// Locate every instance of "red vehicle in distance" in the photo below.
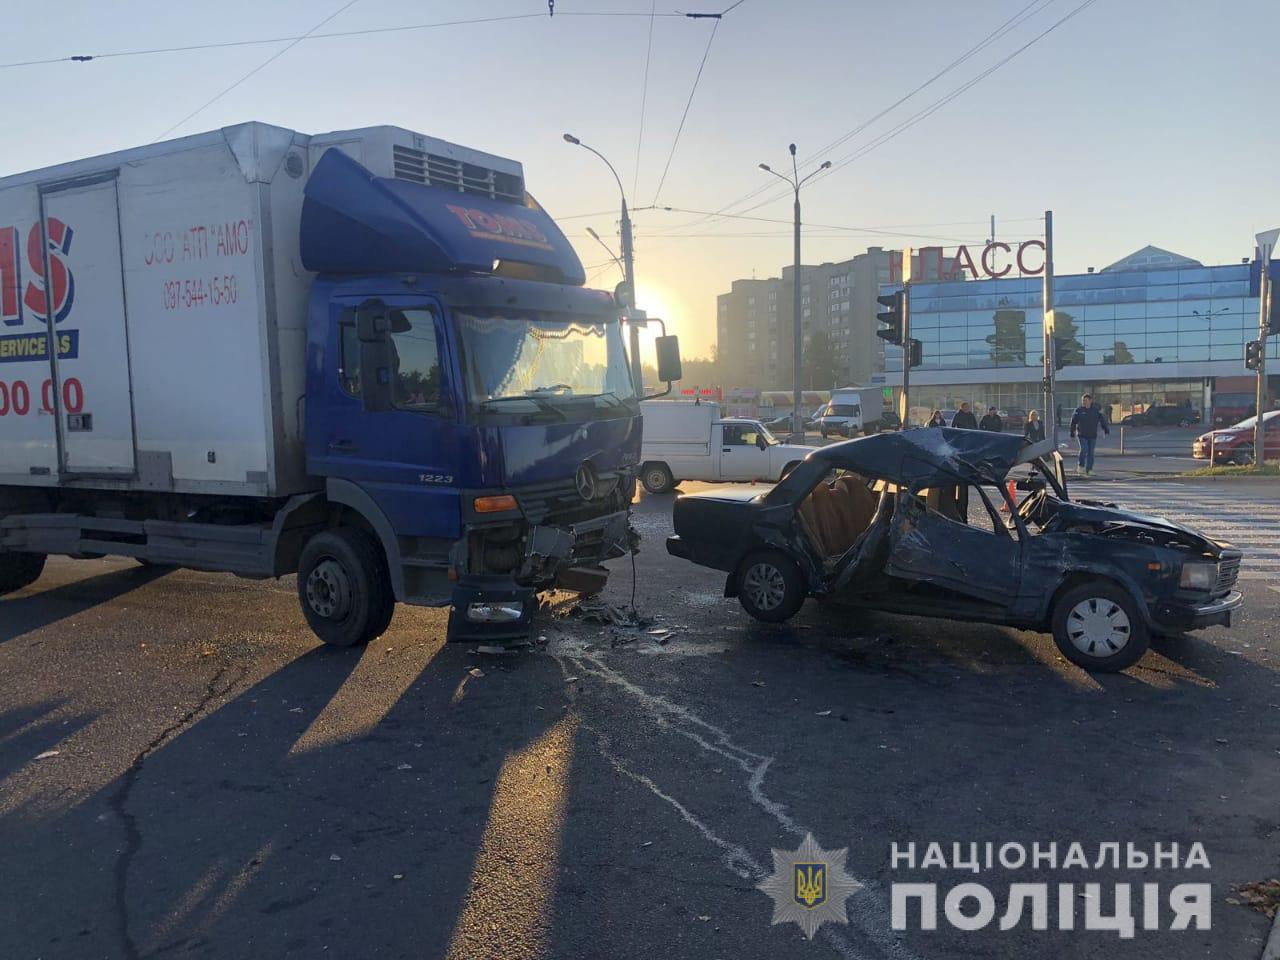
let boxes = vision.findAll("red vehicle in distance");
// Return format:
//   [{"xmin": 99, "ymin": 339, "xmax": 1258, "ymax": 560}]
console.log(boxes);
[{"xmin": 1192, "ymin": 410, "xmax": 1280, "ymax": 464}]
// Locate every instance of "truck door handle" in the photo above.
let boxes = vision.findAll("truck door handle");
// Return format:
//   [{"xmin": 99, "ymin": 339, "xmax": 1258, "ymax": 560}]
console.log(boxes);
[
  {"xmin": 722, "ymin": 448, "xmax": 732, "ymax": 453},
  {"xmin": 329, "ymin": 439, "xmax": 358, "ymax": 452}
]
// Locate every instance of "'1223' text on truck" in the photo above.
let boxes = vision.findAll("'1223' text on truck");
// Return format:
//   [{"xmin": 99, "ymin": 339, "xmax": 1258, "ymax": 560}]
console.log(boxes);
[{"xmin": 0, "ymin": 122, "xmax": 680, "ymax": 645}]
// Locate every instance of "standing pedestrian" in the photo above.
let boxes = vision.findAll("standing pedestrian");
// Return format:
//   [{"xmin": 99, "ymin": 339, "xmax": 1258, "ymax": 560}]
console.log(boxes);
[
  {"xmin": 927, "ymin": 409, "xmax": 945, "ymax": 427},
  {"xmin": 1069, "ymin": 393, "xmax": 1110, "ymax": 476},
  {"xmin": 952, "ymin": 402, "xmax": 978, "ymax": 430},
  {"xmin": 979, "ymin": 406, "xmax": 1004, "ymax": 432},
  {"xmin": 1024, "ymin": 409, "xmax": 1045, "ymax": 443}
]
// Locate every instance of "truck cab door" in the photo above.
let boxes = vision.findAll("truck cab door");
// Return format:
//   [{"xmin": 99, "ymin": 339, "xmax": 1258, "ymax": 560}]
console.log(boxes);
[{"xmin": 314, "ymin": 297, "xmax": 462, "ymax": 540}]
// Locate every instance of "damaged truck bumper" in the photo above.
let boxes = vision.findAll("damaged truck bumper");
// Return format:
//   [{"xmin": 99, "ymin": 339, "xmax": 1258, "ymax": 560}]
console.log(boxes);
[{"xmin": 448, "ymin": 509, "xmax": 634, "ymax": 643}]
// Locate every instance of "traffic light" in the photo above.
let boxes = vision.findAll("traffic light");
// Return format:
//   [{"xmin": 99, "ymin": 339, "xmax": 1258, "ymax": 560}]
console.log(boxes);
[
  {"xmin": 876, "ymin": 290, "xmax": 905, "ymax": 346},
  {"xmin": 907, "ymin": 338, "xmax": 923, "ymax": 368},
  {"xmin": 1245, "ymin": 339, "xmax": 1264, "ymax": 371}
]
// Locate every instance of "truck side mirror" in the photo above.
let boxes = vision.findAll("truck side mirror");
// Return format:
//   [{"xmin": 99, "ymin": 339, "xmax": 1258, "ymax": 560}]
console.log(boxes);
[
  {"xmin": 655, "ymin": 335, "xmax": 682, "ymax": 384},
  {"xmin": 355, "ymin": 299, "xmax": 395, "ymax": 412}
]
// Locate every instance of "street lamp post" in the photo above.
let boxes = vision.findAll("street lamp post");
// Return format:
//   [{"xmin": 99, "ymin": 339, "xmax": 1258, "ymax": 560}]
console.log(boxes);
[
  {"xmin": 564, "ymin": 134, "xmax": 642, "ymax": 393},
  {"xmin": 759, "ymin": 145, "xmax": 830, "ymax": 442}
]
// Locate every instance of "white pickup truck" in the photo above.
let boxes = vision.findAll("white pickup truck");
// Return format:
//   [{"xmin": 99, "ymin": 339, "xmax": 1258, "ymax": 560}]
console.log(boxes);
[{"xmin": 639, "ymin": 402, "xmax": 814, "ymax": 493}]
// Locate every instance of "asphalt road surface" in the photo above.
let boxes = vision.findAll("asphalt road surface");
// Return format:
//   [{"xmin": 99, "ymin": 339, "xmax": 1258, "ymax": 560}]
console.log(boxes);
[{"xmin": 2, "ymin": 477, "xmax": 1279, "ymax": 959}]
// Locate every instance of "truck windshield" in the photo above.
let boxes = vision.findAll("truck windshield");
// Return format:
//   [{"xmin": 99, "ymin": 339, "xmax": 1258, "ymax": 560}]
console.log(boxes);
[
  {"xmin": 829, "ymin": 404, "xmax": 861, "ymax": 417},
  {"xmin": 457, "ymin": 309, "xmax": 636, "ymax": 418}
]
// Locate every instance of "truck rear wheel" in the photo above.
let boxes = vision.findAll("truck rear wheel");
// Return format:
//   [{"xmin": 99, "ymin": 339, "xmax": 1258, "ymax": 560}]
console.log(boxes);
[
  {"xmin": 298, "ymin": 528, "xmax": 395, "ymax": 647},
  {"xmin": 0, "ymin": 551, "xmax": 46, "ymax": 596},
  {"xmin": 641, "ymin": 463, "xmax": 675, "ymax": 495}
]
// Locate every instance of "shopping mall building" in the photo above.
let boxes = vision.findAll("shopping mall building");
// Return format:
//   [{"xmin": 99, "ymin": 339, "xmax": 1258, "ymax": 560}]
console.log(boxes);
[{"xmin": 882, "ymin": 245, "xmax": 1277, "ymax": 427}]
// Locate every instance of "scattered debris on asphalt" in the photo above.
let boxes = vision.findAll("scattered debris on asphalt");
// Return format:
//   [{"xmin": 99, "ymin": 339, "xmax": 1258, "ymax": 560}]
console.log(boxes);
[
  {"xmin": 34, "ymin": 750, "xmax": 59, "ymax": 760},
  {"xmin": 329, "ymin": 853, "xmax": 342, "ymax": 862},
  {"xmin": 564, "ymin": 676, "xmax": 579, "ymax": 683},
  {"xmin": 396, "ymin": 763, "xmax": 412, "ymax": 771},
  {"xmin": 566, "ymin": 598, "xmax": 653, "ymax": 628},
  {"xmin": 752, "ymin": 680, "xmax": 765, "ymax": 687},
  {"xmin": 1234, "ymin": 879, "xmax": 1280, "ymax": 918},
  {"xmin": 816, "ymin": 710, "xmax": 832, "ymax": 717},
  {"xmin": 392, "ymin": 874, "xmax": 405, "ymax": 881},
  {"xmin": 467, "ymin": 667, "xmax": 485, "ymax": 678}
]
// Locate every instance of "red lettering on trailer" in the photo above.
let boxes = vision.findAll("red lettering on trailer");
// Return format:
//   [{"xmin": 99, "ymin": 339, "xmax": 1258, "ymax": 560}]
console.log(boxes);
[
  {"xmin": 1, "ymin": 226, "xmax": 24, "ymax": 324},
  {"xmin": 22, "ymin": 219, "xmax": 74, "ymax": 324}
]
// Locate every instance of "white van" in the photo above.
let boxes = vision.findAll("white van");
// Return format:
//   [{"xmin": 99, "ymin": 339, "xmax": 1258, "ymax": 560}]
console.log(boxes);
[
  {"xmin": 813, "ymin": 389, "xmax": 864, "ymax": 438},
  {"xmin": 639, "ymin": 402, "xmax": 814, "ymax": 493}
]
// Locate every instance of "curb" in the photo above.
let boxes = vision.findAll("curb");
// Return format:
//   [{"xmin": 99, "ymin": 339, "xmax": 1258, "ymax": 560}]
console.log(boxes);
[{"xmin": 1262, "ymin": 910, "xmax": 1280, "ymax": 960}]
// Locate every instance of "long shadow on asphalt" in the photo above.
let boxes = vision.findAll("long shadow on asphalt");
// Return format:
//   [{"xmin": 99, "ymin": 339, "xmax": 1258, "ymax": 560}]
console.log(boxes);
[
  {"xmin": 0, "ymin": 699, "xmax": 98, "ymax": 784},
  {"xmin": 0, "ymin": 565, "xmax": 171, "ymax": 646},
  {"xmin": 0, "ymin": 637, "xmax": 569, "ymax": 960}
]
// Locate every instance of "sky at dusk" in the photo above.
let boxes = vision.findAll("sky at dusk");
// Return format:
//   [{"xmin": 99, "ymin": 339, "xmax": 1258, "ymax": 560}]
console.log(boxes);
[{"xmin": 3, "ymin": 0, "xmax": 1278, "ymax": 357}]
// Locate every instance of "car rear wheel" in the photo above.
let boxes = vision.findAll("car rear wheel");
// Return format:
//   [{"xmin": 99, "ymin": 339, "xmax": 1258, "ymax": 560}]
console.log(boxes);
[
  {"xmin": 1050, "ymin": 580, "xmax": 1149, "ymax": 672},
  {"xmin": 640, "ymin": 463, "xmax": 675, "ymax": 495},
  {"xmin": 737, "ymin": 550, "xmax": 805, "ymax": 623}
]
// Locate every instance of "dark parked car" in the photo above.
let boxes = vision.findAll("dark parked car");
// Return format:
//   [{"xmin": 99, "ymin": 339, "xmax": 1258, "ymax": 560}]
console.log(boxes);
[
  {"xmin": 1120, "ymin": 405, "xmax": 1201, "ymax": 427},
  {"xmin": 667, "ymin": 429, "xmax": 1242, "ymax": 672}
]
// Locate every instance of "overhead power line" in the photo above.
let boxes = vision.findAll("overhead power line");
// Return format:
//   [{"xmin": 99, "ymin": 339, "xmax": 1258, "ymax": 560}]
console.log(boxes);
[
  {"xmin": 649, "ymin": 17, "xmax": 721, "ymax": 205},
  {"xmin": 632, "ymin": 0, "xmax": 659, "ymax": 200},
  {"xmin": 0, "ymin": 10, "xmax": 695, "ymax": 71},
  {"xmin": 153, "ymin": 0, "xmax": 362, "ymax": 141},
  {"xmin": 674, "ymin": 0, "xmax": 1062, "ymax": 231},
  {"xmin": 801, "ymin": 0, "xmax": 1100, "ymax": 191}
]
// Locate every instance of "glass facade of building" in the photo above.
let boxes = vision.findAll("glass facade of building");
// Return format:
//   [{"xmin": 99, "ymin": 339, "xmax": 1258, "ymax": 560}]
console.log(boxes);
[
  {"xmin": 885, "ymin": 263, "xmax": 1275, "ymax": 374},
  {"xmin": 882, "ymin": 262, "xmax": 1276, "ymax": 423}
]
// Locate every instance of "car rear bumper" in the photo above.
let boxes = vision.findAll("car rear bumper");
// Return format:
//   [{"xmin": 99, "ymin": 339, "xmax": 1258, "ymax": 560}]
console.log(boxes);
[{"xmin": 1153, "ymin": 590, "xmax": 1242, "ymax": 632}]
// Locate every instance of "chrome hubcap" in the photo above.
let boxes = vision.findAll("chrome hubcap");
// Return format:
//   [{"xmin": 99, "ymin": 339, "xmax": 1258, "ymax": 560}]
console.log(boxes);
[
  {"xmin": 305, "ymin": 558, "xmax": 352, "ymax": 620},
  {"xmin": 743, "ymin": 562, "xmax": 786, "ymax": 611},
  {"xmin": 1066, "ymin": 597, "xmax": 1131, "ymax": 657},
  {"xmin": 646, "ymin": 469, "xmax": 666, "ymax": 489}
]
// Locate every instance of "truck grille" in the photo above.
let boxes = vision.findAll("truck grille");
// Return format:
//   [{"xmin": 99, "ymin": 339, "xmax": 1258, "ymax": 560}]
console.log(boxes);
[
  {"xmin": 517, "ymin": 475, "xmax": 623, "ymax": 526},
  {"xmin": 1215, "ymin": 552, "xmax": 1241, "ymax": 596},
  {"xmin": 392, "ymin": 145, "xmax": 524, "ymax": 204}
]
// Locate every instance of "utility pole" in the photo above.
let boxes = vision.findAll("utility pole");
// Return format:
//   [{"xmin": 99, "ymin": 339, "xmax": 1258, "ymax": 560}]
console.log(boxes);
[
  {"xmin": 1254, "ymin": 228, "xmax": 1278, "ymax": 465},
  {"xmin": 899, "ymin": 283, "xmax": 912, "ymax": 428},
  {"xmin": 1042, "ymin": 210, "xmax": 1058, "ymax": 447},
  {"xmin": 758, "ymin": 144, "xmax": 830, "ymax": 442},
  {"xmin": 564, "ymin": 133, "xmax": 643, "ymax": 393}
]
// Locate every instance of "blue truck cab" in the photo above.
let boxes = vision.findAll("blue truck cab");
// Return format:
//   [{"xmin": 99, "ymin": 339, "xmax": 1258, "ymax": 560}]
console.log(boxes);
[{"xmin": 296, "ymin": 148, "xmax": 660, "ymax": 644}]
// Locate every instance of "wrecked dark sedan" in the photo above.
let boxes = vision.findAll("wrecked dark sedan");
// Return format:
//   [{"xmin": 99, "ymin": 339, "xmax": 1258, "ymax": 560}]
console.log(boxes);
[{"xmin": 666, "ymin": 429, "xmax": 1243, "ymax": 672}]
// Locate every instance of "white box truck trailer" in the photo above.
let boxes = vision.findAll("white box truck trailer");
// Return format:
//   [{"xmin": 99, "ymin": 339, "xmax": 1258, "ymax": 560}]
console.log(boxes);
[{"xmin": 0, "ymin": 123, "xmax": 680, "ymax": 645}]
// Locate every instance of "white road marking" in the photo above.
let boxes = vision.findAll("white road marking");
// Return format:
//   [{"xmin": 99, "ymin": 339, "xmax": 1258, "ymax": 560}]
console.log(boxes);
[{"xmin": 559, "ymin": 653, "xmax": 918, "ymax": 960}]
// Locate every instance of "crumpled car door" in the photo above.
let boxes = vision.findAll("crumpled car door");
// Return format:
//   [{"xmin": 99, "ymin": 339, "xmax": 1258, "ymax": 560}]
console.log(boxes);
[{"xmin": 884, "ymin": 490, "xmax": 1021, "ymax": 604}]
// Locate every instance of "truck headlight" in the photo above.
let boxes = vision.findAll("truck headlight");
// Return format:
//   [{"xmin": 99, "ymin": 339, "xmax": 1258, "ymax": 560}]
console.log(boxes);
[{"xmin": 1179, "ymin": 562, "xmax": 1215, "ymax": 591}]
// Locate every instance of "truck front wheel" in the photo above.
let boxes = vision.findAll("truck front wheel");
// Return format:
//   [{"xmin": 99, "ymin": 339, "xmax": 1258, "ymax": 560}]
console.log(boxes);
[
  {"xmin": 0, "ymin": 551, "xmax": 46, "ymax": 596},
  {"xmin": 298, "ymin": 529, "xmax": 395, "ymax": 647}
]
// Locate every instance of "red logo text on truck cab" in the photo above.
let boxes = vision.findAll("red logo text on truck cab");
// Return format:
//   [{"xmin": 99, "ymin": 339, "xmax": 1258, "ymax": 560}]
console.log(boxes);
[
  {"xmin": 445, "ymin": 204, "xmax": 553, "ymax": 251},
  {"xmin": 0, "ymin": 219, "xmax": 75, "ymax": 326}
]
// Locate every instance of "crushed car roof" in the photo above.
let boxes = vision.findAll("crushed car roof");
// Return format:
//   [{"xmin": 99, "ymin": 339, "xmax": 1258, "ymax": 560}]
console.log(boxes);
[{"xmin": 812, "ymin": 428, "xmax": 1053, "ymax": 487}]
